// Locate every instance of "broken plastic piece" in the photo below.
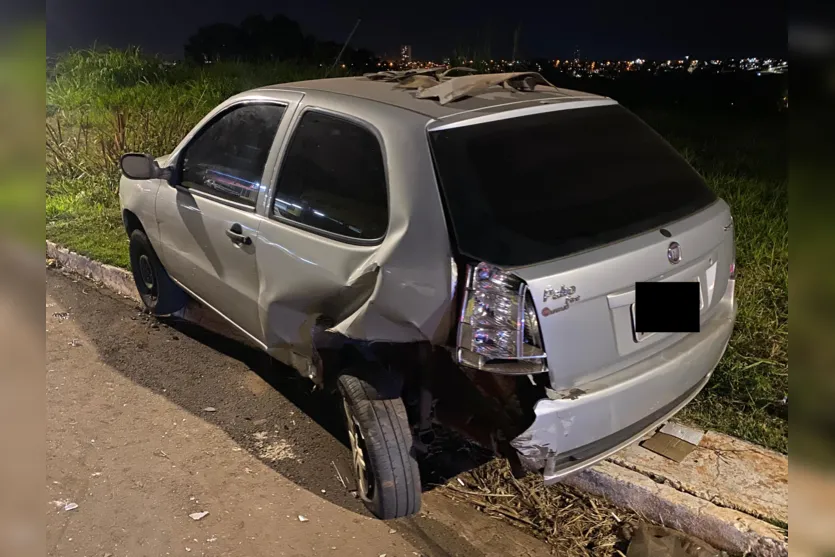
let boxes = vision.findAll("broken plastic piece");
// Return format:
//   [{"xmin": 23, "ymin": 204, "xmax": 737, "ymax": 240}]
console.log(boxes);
[
  {"xmin": 189, "ymin": 511, "xmax": 209, "ymax": 521},
  {"xmin": 641, "ymin": 432, "xmax": 698, "ymax": 463},
  {"xmin": 416, "ymin": 72, "xmax": 557, "ymax": 104}
]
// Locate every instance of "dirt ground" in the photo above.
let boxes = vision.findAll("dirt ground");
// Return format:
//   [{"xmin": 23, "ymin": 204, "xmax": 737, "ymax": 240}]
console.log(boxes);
[{"xmin": 45, "ymin": 268, "xmax": 558, "ymax": 557}]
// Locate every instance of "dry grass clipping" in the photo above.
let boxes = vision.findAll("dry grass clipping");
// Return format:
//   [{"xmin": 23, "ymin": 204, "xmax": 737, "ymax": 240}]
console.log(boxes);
[{"xmin": 440, "ymin": 459, "xmax": 639, "ymax": 556}]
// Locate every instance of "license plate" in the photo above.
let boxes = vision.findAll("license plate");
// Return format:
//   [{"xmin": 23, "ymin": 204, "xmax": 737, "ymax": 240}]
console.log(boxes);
[{"xmin": 631, "ymin": 279, "xmax": 703, "ymax": 342}]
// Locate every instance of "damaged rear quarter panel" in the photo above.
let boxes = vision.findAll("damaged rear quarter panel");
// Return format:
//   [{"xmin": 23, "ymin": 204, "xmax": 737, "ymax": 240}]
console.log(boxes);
[{"xmin": 253, "ymin": 94, "xmax": 456, "ymax": 359}]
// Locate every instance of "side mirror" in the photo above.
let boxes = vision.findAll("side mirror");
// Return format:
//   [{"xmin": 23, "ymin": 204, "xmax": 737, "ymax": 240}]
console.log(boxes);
[{"xmin": 120, "ymin": 153, "xmax": 166, "ymax": 180}]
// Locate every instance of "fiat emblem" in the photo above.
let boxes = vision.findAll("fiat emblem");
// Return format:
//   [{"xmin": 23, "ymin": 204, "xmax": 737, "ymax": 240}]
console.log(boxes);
[{"xmin": 667, "ymin": 242, "xmax": 682, "ymax": 264}]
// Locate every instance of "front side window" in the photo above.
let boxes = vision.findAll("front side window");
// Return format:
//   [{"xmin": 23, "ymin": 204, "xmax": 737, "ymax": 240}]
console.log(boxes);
[
  {"xmin": 180, "ymin": 104, "xmax": 286, "ymax": 207},
  {"xmin": 271, "ymin": 110, "xmax": 388, "ymax": 240}
]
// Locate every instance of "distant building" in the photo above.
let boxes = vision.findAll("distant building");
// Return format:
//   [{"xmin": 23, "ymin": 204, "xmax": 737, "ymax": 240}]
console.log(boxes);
[{"xmin": 400, "ymin": 45, "xmax": 412, "ymax": 64}]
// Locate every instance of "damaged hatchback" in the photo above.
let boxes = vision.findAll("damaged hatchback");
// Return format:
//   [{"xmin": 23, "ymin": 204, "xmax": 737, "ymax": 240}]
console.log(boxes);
[{"xmin": 118, "ymin": 72, "xmax": 737, "ymax": 520}]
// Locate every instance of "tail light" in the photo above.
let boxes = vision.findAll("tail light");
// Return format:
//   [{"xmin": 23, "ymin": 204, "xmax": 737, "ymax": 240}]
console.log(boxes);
[{"xmin": 456, "ymin": 262, "xmax": 547, "ymax": 374}]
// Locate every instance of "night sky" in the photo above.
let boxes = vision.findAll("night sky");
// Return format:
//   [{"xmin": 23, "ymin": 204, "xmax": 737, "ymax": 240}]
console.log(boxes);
[{"xmin": 46, "ymin": 0, "xmax": 786, "ymax": 60}]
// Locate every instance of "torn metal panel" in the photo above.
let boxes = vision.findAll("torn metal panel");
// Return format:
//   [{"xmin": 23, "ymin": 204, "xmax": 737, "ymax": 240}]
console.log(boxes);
[
  {"xmin": 395, "ymin": 74, "xmax": 440, "ymax": 89},
  {"xmin": 363, "ymin": 67, "xmax": 448, "ymax": 82},
  {"xmin": 439, "ymin": 67, "xmax": 478, "ymax": 78},
  {"xmin": 416, "ymin": 72, "xmax": 557, "ymax": 104}
]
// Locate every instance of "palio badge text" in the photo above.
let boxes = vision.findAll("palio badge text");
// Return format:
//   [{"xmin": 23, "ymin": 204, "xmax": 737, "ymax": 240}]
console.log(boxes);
[
  {"xmin": 542, "ymin": 284, "xmax": 581, "ymax": 317},
  {"xmin": 541, "ymin": 294, "xmax": 581, "ymax": 317},
  {"xmin": 543, "ymin": 285, "xmax": 577, "ymax": 303}
]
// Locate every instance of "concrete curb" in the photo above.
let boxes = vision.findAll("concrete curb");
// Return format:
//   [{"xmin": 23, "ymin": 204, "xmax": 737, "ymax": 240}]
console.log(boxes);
[
  {"xmin": 563, "ymin": 461, "xmax": 787, "ymax": 556},
  {"xmin": 45, "ymin": 241, "xmax": 789, "ymax": 557},
  {"xmin": 46, "ymin": 242, "xmax": 139, "ymax": 302}
]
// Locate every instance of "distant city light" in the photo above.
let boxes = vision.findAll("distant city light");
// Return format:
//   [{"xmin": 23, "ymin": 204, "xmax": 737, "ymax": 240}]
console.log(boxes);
[{"xmin": 373, "ymin": 55, "xmax": 786, "ymax": 79}]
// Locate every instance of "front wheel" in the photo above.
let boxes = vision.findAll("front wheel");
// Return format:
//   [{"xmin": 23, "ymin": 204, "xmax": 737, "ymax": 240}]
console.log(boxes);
[
  {"xmin": 128, "ymin": 229, "xmax": 187, "ymax": 315},
  {"xmin": 337, "ymin": 370, "xmax": 422, "ymax": 519}
]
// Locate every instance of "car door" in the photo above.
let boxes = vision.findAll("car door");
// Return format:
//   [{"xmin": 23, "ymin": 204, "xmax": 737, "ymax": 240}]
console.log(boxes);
[
  {"xmin": 255, "ymin": 108, "xmax": 390, "ymax": 353},
  {"xmin": 155, "ymin": 101, "xmax": 288, "ymax": 341}
]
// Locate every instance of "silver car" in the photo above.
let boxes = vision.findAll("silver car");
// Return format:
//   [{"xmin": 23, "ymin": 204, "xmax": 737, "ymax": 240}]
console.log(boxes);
[{"xmin": 119, "ymin": 73, "xmax": 737, "ymax": 520}]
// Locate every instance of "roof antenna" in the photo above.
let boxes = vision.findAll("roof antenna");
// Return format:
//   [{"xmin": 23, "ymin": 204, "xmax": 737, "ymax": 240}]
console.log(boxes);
[{"xmin": 325, "ymin": 19, "xmax": 362, "ymax": 78}]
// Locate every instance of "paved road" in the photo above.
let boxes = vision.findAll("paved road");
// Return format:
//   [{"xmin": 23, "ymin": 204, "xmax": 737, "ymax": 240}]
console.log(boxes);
[{"xmin": 46, "ymin": 268, "xmax": 554, "ymax": 557}]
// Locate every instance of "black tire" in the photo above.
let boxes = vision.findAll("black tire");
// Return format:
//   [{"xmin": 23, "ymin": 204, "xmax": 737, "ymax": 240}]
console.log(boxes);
[
  {"xmin": 337, "ymin": 369, "xmax": 422, "ymax": 519},
  {"xmin": 128, "ymin": 229, "xmax": 187, "ymax": 315}
]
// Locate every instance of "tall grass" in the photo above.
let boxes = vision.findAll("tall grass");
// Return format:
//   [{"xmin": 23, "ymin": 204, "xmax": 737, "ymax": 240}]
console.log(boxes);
[
  {"xmin": 47, "ymin": 48, "xmax": 332, "ymax": 186},
  {"xmin": 46, "ymin": 47, "xmax": 335, "ymax": 266}
]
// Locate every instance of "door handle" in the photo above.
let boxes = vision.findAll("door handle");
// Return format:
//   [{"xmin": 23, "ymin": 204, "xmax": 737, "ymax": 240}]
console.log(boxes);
[{"xmin": 225, "ymin": 223, "xmax": 252, "ymax": 245}]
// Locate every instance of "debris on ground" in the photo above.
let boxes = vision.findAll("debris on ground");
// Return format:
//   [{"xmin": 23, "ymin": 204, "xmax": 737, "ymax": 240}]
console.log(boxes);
[
  {"xmin": 641, "ymin": 432, "xmax": 699, "ymax": 463},
  {"xmin": 202, "ymin": 407, "xmax": 217, "ymax": 412},
  {"xmin": 68, "ymin": 339, "xmax": 82, "ymax": 347},
  {"xmin": 441, "ymin": 459, "xmax": 637, "ymax": 556},
  {"xmin": 626, "ymin": 523, "xmax": 726, "ymax": 557},
  {"xmin": 188, "ymin": 511, "xmax": 209, "ymax": 521},
  {"xmin": 63, "ymin": 502, "xmax": 79, "ymax": 511},
  {"xmin": 298, "ymin": 515, "xmax": 309, "ymax": 522},
  {"xmin": 332, "ymin": 460, "xmax": 347, "ymax": 488}
]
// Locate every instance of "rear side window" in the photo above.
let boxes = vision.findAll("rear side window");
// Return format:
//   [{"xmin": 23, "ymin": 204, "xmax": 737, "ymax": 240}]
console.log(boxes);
[
  {"xmin": 429, "ymin": 104, "xmax": 717, "ymax": 266},
  {"xmin": 181, "ymin": 103, "xmax": 285, "ymax": 207},
  {"xmin": 271, "ymin": 110, "xmax": 388, "ymax": 240}
]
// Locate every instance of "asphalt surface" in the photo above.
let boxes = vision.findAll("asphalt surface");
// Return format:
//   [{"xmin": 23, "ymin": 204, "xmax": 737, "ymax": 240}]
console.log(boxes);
[{"xmin": 46, "ymin": 267, "xmax": 555, "ymax": 557}]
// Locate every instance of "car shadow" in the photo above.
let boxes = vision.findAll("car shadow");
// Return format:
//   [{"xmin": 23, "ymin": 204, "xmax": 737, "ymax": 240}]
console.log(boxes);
[{"xmin": 158, "ymin": 307, "xmax": 496, "ymax": 490}]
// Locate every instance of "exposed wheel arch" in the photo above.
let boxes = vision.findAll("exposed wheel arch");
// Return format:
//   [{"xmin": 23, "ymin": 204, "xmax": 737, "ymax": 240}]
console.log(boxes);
[{"xmin": 122, "ymin": 209, "xmax": 145, "ymax": 236}]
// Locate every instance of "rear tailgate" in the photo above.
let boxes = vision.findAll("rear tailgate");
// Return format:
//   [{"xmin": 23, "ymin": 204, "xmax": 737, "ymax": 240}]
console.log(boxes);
[
  {"xmin": 429, "ymin": 100, "xmax": 733, "ymax": 387},
  {"xmin": 514, "ymin": 199, "xmax": 734, "ymax": 389}
]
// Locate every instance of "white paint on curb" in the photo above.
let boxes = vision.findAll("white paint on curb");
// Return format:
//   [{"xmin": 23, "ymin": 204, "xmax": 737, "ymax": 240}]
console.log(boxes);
[
  {"xmin": 45, "ymin": 241, "xmax": 788, "ymax": 556},
  {"xmin": 46, "ymin": 241, "xmax": 139, "ymax": 302}
]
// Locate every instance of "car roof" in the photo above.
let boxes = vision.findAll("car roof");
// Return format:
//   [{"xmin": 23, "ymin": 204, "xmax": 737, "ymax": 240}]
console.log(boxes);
[{"xmin": 253, "ymin": 76, "xmax": 608, "ymax": 120}]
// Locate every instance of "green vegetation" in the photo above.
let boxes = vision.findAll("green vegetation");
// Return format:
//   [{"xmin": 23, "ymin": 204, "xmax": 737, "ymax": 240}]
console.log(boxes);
[
  {"xmin": 640, "ymin": 109, "xmax": 788, "ymax": 452},
  {"xmin": 46, "ymin": 49, "xmax": 788, "ymax": 453},
  {"xmin": 46, "ymin": 48, "xmax": 335, "ymax": 265}
]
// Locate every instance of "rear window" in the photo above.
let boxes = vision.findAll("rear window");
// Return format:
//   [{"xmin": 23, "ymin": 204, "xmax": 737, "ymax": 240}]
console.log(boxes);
[{"xmin": 429, "ymin": 104, "xmax": 716, "ymax": 267}]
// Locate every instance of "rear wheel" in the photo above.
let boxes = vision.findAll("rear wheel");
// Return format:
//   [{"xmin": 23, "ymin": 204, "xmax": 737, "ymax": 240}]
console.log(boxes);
[
  {"xmin": 337, "ymin": 370, "xmax": 422, "ymax": 519},
  {"xmin": 129, "ymin": 229, "xmax": 187, "ymax": 315}
]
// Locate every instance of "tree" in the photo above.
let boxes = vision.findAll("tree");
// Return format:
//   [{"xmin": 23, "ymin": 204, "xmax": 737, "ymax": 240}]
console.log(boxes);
[{"xmin": 183, "ymin": 13, "xmax": 378, "ymax": 70}]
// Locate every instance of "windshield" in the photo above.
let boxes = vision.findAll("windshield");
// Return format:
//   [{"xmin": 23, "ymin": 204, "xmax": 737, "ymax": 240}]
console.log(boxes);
[{"xmin": 429, "ymin": 104, "xmax": 717, "ymax": 267}]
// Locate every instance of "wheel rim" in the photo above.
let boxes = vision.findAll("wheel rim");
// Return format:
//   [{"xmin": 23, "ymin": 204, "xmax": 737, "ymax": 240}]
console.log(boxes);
[
  {"xmin": 343, "ymin": 399, "xmax": 372, "ymax": 502},
  {"xmin": 138, "ymin": 254, "xmax": 156, "ymax": 294}
]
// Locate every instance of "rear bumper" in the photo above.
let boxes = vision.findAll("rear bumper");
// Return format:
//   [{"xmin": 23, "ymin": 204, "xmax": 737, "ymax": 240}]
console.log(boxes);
[{"xmin": 510, "ymin": 289, "xmax": 736, "ymax": 483}]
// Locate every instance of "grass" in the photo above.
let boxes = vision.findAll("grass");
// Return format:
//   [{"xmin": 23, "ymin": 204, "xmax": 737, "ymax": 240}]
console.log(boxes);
[
  {"xmin": 46, "ymin": 192, "xmax": 128, "ymax": 268},
  {"xmin": 45, "ymin": 49, "xmax": 788, "ymax": 454},
  {"xmin": 637, "ymin": 109, "xmax": 788, "ymax": 453}
]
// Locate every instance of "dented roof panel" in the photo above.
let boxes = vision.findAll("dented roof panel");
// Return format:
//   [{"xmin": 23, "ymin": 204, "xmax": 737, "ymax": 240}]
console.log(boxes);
[{"xmin": 258, "ymin": 75, "xmax": 606, "ymax": 120}]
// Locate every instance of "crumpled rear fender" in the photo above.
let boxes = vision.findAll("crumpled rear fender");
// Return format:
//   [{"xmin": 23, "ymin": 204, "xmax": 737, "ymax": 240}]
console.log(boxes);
[{"xmin": 254, "ymin": 100, "xmax": 456, "ymax": 373}]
